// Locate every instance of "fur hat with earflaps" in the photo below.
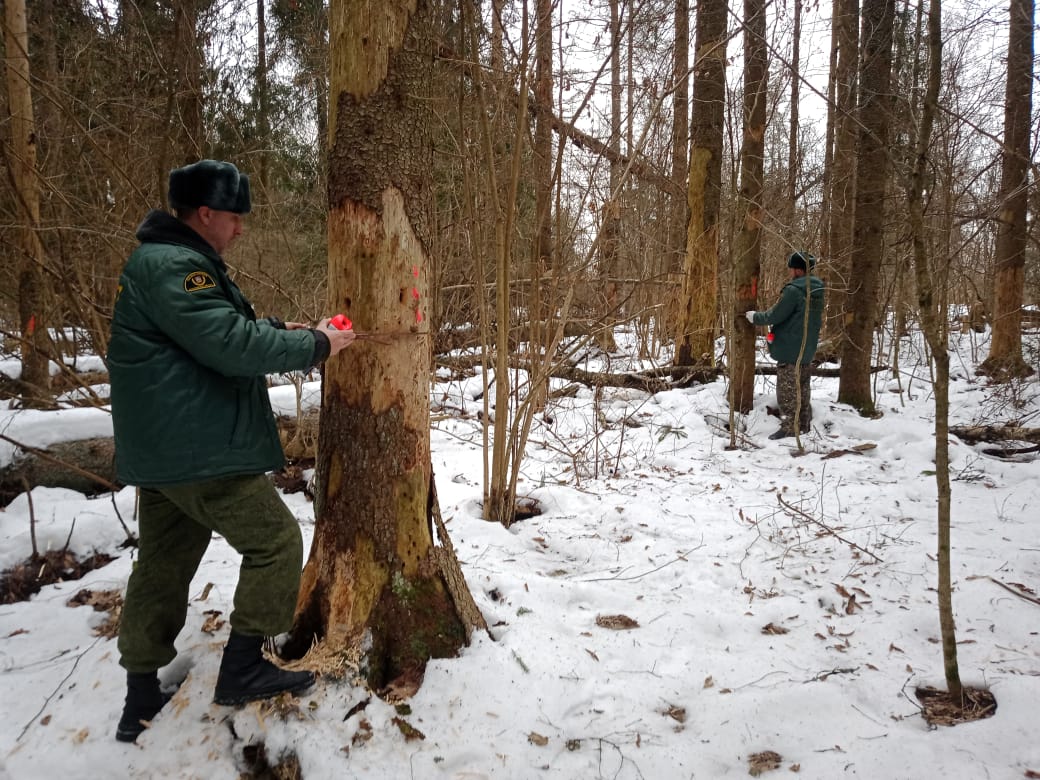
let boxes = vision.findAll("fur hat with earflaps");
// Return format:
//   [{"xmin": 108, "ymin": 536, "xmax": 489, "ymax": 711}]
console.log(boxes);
[
  {"xmin": 168, "ymin": 160, "xmax": 251, "ymax": 214},
  {"xmin": 787, "ymin": 250, "xmax": 816, "ymax": 271}
]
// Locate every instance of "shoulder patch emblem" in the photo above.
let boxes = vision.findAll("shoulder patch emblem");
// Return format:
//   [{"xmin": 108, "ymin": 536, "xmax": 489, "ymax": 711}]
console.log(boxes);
[{"xmin": 184, "ymin": 271, "xmax": 216, "ymax": 293}]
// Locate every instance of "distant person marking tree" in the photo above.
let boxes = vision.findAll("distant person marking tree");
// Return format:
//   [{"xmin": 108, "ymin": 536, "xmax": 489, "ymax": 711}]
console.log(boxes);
[
  {"xmin": 746, "ymin": 251, "xmax": 825, "ymax": 440},
  {"xmin": 107, "ymin": 160, "xmax": 355, "ymax": 743}
]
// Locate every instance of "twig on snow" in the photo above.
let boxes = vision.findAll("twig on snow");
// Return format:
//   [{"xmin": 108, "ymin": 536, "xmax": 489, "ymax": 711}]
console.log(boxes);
[
  {"xmin": 777, "ymin": 494, "xmax": 883, "ymax": 563},
  {"xmin": 966, "ymin": 575, "xmax": 1040, "ymax": 606},
  {"xmin": 577, "ymin": 544, "xmax": 702, "ymax": 582},
  {"xmin": 17, "ymin": 636, "xmax": 104, "ymax": 742}
]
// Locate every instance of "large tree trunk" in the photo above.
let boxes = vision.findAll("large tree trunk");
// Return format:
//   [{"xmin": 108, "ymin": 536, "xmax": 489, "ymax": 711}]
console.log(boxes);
[
  {"xmin": 597, "ymin": 0, "xmax": 623, "ymax": 354},
  {"xmin": 823, "ymin": 0, "xmax": 859, "ymax": 353},
  {"xmin": 255, "ymin": 0, "xmax": 270, "ymax": 191},
  {"xmin": 978, "ymin": 0, "xmax": 1034, "ymax": 381},
  {"xmin": 172, "ymin": 0, "xmax": 204, "ymax": 161},
  {"xmin": 664, "ymin": 0, "xmax": 690, "ymax": 344},
  {"xmin": 674, "ymin": 0, "xmax": 726, "ymax": 367},
  {"xmin": 3, "ymin": 0, "xmax": 52, "ymax": 407},
  {"xmin": 838, "ymin": 0, "xmax": 894, "ymax": 414},
  {"xmin": 729, "ymin": 0, "xmax": 767, "ymax": 414},
  {"xmin": 786, "ymin": 0, "xmax": 802, "ymax": 212},
  {"xmin": 291, "ymin": 0, "xmax": 470, "ymax": 691},
  {"xmin": 531, "ymin": 0, "xmax": 555, "ymax": 381}
]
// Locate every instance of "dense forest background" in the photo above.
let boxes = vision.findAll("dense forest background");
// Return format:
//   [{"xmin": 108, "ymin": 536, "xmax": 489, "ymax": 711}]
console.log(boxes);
[
  {"xmin": 0, "ymin": 0, "xmax": 1037, "ymax": 404},
  {"xmin": 1, "ymin": 0, "xmax": 1037, "ymax": 740}
]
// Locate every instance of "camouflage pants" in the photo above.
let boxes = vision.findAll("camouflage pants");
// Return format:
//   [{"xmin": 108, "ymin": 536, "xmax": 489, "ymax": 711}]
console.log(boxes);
[
  {"xmin": 776, "ymin": 363, "xmax": 813, "ymax": 435},
  {"xmin": 118, "ymin": 474, "xmax": 303, "ymax": 673}
]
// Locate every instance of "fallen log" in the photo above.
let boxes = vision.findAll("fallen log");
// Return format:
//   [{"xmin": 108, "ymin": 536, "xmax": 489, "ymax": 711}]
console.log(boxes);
[
  {"xmin": 0, "ymin": 434, "xmax": 118, "ymax": 505},
  {"xmin": 437, "ymin": 356, "xmax": 886, "ymax": 390},
  {"xmin": 0, "ymin": 413, "xmax": 322, "ymax": 504},
  {"xmin": 949, "ymin": 425, "xmax": 1040, "ymax": 445}
]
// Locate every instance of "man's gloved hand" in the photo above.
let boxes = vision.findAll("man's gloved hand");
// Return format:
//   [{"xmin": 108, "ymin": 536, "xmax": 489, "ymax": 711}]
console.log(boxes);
[{"xmin": 745, "ymin": 310, "xmax": 757, "ymax": 325}]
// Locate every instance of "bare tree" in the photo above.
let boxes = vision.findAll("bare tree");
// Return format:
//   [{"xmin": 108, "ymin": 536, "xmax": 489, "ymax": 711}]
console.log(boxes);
[
  {"xmin": 597, "ymin": 0, "xmax": 624, "ymax": 354},
  {"xmin": 838, "ymin": 0, "xmax": 894, "ymax": 414},
  {"xmin": 3, "ymin": 0, "xmax": 52, "ymax": 407},
  {"xmin": 978, "ymin": 0, "xmax": 1034, "ymax": 380},
  {"xmin": 665, "ymin": 0, "xmax": 690, "ymax": 343},
  {"xmin": 255, "ymin": 0, "xmax": 270, "ymax": 191},
  {"xmin": 905, "ymin": 0, "xmax": 966, "ymax": 704},
  {"xmin": 171, "ymin": 0, "xmax": 205, "ymax": 162},
  {"xmin": 730, "ymin": 0, "xmax": 768, "ymax": 413},
  {"xmin": 531, "ymin": 0, "xmax": 556, "ymax": 367},
  {"xmin": 674, "ymin": 0, "xmax": 727, "ymax": 367},
  {"xmin": 823, "ymin": 0, "xmax": 859, "ymax": 352}
]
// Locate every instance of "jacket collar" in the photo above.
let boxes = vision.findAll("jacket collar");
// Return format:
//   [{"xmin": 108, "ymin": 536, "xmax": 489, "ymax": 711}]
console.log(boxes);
[{"xmin": 135, "ymin": 209, "xmax": 227, "ymax": 270}]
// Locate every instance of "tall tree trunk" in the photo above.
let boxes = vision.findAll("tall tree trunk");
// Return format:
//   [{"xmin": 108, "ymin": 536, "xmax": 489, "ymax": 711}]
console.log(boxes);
[
  {"xmin": 730, "ymin": 0, "xmax": 767, "ymax": 413},
  {"xmin": 3, "ymin": 0, "xmax": 52, "ymax": 407},
  {"xmin": 598, "ymin": 0, "xmax": 623, "ymax": 353},
  {"xmin": 978, "ymin": 0, "xmax": 1034, "ymax": 380},
  {"xmin": 255, "ymin": 0, "xmax": 270, "ymax": 192},
  {"xmin": 787, "ymin": 0, "xmax": 801, "ymax": 212},
  {"xmin": 838, "ymin": 0, "xmax": 894, "ymax": 414},
  {"xmin": 824, "ymin": 0, "xmax": 859, "ymax": 352},
  {"xmin": 674, "ymin": 0, "xmax": 726, "ymax": 367},
  {"xmin": 173, "ymin": 0, "xmax": 204, "ymax": 161},
  {"xmin": 292, "ymin": 0, "xmax": 468, "ymax": 690},
  {"xmin": 665, "ymin": 0, "xmax": 690, "ymax": 344},
  {"xmin": 531, "ymin": 0, "xmax": 554, "ymax": 368},
  {"xmin": 906, "ymin": 0, "xmax": 962, "ymax": 702}
]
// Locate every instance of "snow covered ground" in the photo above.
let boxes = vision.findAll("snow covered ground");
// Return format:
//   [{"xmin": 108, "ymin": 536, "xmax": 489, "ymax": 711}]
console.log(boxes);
[{"xmin": 1, "ymin": 326, "xmax": 1038, "ymax": 779}]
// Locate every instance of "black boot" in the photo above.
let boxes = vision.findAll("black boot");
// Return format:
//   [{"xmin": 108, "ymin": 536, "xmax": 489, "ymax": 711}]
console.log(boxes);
[
  {"xmin": 115, "ymin": 671, "xmax": 169, "ymax": 743},
  {"xmin": 213, "ymin": 631, "xmax": 315, "ymax": 706}
]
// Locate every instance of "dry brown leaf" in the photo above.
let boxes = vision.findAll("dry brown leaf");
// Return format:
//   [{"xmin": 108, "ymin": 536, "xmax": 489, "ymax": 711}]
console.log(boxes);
[
  {"xmin": 352, "ymin": 718, "xmax": 373, "ymax": 746},
  {"xmin": 661, "ymin": 705, "xmax": 686, "ymax": 723},
  {"xmin": 528, "ymin": 732, "xmax": 549, "ymax": 746},
  {"xmin": 200, "ymin": 610, "xmax": 225, "ymax": 634},
  {"xmin": 748, "ymin": 750, "xmax": 783, "ymax": 776},
  {"xmin": 761, "ymin": 622, "xmax": 789, "ymax": 635},
  {"xmin": 595, "ymin": 614, "xmax": 639, "ymax": 630}
]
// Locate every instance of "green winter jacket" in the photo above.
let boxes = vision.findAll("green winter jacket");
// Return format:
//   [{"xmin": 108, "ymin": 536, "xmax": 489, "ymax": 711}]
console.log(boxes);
[
  {"xmin": 752, "ymin": 275, "xmax": 825, "ymax": 365},
  {"xmin": 107, "ymin": 210, "xmax": 320, "ymax": 486}
]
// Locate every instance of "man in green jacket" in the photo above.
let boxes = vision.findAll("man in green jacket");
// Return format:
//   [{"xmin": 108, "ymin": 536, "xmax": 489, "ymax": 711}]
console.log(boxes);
[
  {"xmin": 746, "ymin": 251, "xmax": 825, "ymax": 440},
  {"xmin": 109, "ymin": 160, "xmax": 355, "ymax": 743}
]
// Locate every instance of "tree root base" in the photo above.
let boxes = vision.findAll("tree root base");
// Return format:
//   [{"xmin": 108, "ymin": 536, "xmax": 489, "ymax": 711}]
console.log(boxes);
[{"xmin": 915, "ymin": 685, "xmax": 997, "ymax": 726}]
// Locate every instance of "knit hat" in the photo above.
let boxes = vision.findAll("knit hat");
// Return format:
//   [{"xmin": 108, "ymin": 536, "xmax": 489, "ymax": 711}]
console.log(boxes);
[
  {"xmin": 787, "ymin": 251, "xmax": 816, "ymax": 271},
  {"xmin": 168, "ymin": 160, "xmax": 251, "ymax": 214}
]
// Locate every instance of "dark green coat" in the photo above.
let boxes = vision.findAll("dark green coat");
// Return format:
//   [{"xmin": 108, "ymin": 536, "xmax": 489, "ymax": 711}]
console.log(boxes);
[
  {"xmin": 751, "ymin": 275, "xmax": 825, "ymax": 365},
  {"xmin": 108, "ymin": 210, "xmax": 319, "ymax": 486}
]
